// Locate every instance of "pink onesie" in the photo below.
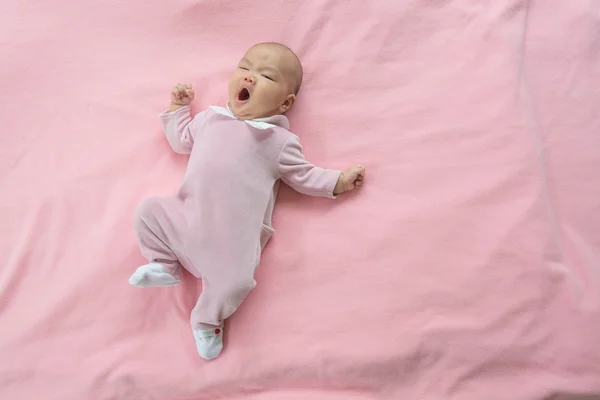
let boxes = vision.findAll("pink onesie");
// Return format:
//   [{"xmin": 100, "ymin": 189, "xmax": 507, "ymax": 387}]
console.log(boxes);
[{"xmin": 134, "ymin": 105, "xmax": 341, "ymax": 331}]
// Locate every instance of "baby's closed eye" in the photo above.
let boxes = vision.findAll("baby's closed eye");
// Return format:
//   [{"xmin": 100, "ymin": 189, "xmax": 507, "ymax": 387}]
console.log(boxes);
[{"xmin": 261, "ymin": 74, "xmax": 274, "ymax": 81}]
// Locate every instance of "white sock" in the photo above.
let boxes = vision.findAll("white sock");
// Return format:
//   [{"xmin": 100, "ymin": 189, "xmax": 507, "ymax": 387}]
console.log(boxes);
[
  {"xmin": 128, "ymin": 262, "xmax": 181, "ymax": 288},
  {"xmin": 193, "ymin": 325, "xmax": 224, "ymax": 360}
]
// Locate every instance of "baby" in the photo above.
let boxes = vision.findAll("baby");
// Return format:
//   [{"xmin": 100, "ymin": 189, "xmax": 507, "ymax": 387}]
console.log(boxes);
[{"xmin": 129, "ymin": 42, "xmax": 366, "ymax": 360}]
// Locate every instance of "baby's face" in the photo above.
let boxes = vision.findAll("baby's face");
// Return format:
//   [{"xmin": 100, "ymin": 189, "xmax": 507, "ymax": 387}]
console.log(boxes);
[{"xmin": 228, "ymin": 44, "xmax": 299, "ymax": 120}]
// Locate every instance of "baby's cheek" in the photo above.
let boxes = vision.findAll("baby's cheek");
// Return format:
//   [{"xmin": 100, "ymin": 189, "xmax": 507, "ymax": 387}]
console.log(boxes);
[
  {"xmin": 269, "ymin": 88, "xmax": 285, "ymax": 102},
  {"xmin": 228, "ymin": 73, "xmax": 241, "ymax": 88}
]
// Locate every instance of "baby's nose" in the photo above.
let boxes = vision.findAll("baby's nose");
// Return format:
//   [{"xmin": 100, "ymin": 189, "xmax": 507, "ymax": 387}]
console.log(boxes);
[{"xmin": 243, "ymin": 75, "xmax": 255, "ymax": 84}]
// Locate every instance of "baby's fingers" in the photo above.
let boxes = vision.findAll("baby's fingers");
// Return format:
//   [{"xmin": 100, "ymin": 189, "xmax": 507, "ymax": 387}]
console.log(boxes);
[
  {"xmin": 172, "ymin": 86, "xmax": 183, "ymax": 99},
  {"xmin": 177, "ymin": 83, "xmax": 189, "ymax": 95}
]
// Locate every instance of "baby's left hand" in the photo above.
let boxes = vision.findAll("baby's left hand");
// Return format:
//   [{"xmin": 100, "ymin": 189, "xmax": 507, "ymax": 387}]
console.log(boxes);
[{"xmin": 334, "ymin": 165, "xmax": 366, "ymax": 195}]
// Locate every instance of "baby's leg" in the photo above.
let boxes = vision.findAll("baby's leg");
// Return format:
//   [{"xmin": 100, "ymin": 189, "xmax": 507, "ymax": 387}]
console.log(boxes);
[
  {"xmin": 189, "ymin": 262, "xmax": 256, "ymax": 359},
  {"xmin": 191, "ymin": 272, "xmax": 256, "ymax": 328},
  {"xmin": 130, "ymin": 197, "xmax": 184, "ymax": 288}
]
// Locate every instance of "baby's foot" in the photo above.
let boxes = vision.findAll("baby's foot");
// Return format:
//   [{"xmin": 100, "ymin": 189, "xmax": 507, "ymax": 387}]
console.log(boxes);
[
  {"xmin": 128, "ymin": 262, "xmax": 181, "ymax": 288},
  {"xmin": 192, "ymin": 325, "xmax": 224, "ymax": 360}
]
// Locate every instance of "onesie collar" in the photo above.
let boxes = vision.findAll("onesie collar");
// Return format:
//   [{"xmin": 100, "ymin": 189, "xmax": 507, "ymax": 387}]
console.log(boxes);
[{"xmin": 208, "ymin": 104, "xmax": 290, "ymax": 130}]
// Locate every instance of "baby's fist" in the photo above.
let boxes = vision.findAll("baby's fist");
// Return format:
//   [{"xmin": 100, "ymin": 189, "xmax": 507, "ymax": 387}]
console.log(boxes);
[
  {"xmin": 171, "ymin": 83, "xmax": 195, "ymax": 106},
  {"xmin": 335, "ymin": 165, "xmax": 366, "ymax": 195}
]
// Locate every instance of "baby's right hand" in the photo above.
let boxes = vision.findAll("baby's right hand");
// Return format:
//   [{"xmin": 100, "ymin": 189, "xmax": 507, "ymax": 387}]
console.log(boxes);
[{"xmin": 171, "ymin": 83, "xmax": 195, "ymax": 106}]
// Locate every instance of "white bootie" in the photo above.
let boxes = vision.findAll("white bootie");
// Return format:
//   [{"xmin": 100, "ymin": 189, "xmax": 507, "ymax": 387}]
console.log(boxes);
[
  {"xmin": 193, "ymin": 325, "xmax": 224, "ymax": 360},
  {"xmin": 128, "ymin": 262, "xmax": 181, "ymax": 288}
]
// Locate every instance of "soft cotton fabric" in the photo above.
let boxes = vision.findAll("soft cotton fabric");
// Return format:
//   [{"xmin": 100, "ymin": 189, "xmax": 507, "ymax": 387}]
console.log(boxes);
[
  {"xmin": 1, "ymin": 0, "xmax": 600, "ymax": 399},
  {"xmin": 129, "ymin": 262, "xmax": 182, "ymax": 287},
  {"xmin": 135, "ymin": 105, "xmax": 340, "ymax": 331}
]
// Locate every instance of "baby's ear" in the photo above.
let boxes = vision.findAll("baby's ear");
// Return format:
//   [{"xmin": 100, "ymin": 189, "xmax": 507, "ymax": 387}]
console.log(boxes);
[{"xmin": 280, "ymin": 93, "xmax": 296, "ymax": 113}]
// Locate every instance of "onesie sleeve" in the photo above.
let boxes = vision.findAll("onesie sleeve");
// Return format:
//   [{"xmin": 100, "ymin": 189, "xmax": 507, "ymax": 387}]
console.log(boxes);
[
  {"xmin": 278, "ymin": 136, "xmax": 342, "ymax": 199},
  {"xmin": 159, "ymin": 106, "xmax": 209, "ymax": 154}
]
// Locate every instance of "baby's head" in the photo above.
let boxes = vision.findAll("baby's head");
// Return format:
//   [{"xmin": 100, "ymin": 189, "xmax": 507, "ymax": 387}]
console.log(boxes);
[{"xmin": 228, "ymin": 42, "xmax": 303, "ymax": 120}]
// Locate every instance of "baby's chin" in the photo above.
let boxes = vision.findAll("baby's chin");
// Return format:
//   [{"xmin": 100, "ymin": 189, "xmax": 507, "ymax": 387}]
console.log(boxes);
[{"xmin": 229, "ymin": 101, "xmax": 280, "ymax": 120}]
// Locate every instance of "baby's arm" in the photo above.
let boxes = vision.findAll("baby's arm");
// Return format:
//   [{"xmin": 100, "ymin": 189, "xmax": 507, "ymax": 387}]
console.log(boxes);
[
  {"xmin": 279, "ymin": 136, "xmax": 365, "ymax": 197},
  {"xmin": 160, "ymin": 84, "xmax": 203, "ymax": 154}
]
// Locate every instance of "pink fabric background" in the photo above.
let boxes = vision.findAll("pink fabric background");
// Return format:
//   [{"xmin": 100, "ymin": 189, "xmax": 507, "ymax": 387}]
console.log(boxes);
[{"xmin": 1, "ymin": 0, "xmax": 599, "ymax": 399}]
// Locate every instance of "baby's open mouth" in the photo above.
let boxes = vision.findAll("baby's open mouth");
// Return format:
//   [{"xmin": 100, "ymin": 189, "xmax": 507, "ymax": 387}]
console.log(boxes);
[{"xmin": 238, "ymin": 88, "xmax": 250, "ymax": 102}]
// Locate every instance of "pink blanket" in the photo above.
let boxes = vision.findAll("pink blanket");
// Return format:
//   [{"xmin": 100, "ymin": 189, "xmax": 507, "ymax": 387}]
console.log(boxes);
[{"xmin": 1, "ymin": 0, "xmax": 600, "ymax": 399}]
